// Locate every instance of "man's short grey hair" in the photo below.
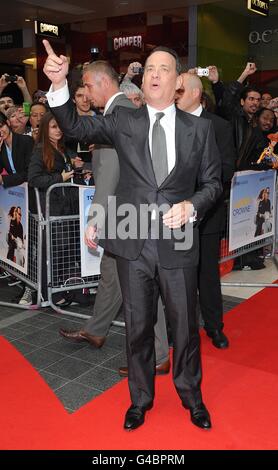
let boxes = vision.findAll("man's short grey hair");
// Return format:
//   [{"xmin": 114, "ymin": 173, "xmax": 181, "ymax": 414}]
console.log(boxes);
[
  {"xmin": 83, "ymin": 60, "xmax": 119, "ymax": 85},
  {"xmin": 120, "ymin": 81, "xmax": 144, "ymax": 98}
]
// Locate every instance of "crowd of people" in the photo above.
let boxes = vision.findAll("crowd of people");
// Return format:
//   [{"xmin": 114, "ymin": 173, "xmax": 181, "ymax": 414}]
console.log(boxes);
[{"xmin": 0, "ymin": 44, "xmax": 277, "ymax": 431}]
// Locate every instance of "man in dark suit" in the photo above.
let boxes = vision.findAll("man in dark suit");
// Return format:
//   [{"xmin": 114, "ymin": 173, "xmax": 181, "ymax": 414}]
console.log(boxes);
[
  {"xmin": 176, "ymin": 72, "xmax": 236, "ymax": 348},
  {"xmin": 43, "ymin": 40, "xmax": 222, "ymax": 431}
]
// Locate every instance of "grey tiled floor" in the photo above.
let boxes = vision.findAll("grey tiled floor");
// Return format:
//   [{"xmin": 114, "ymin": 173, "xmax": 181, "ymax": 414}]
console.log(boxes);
[{"xmin": 0, "ymin": 276, "xmax": 242, "ymax": 413}]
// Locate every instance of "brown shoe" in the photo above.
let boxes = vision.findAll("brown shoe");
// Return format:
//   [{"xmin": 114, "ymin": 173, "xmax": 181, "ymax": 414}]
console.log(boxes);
[
  {"xmin": 59, "ymin": 329, "xmax": 105, "ymax": 348},
  {"xmin": 119, "ymin": 358, "xmax": 170, "ymax": 377}
]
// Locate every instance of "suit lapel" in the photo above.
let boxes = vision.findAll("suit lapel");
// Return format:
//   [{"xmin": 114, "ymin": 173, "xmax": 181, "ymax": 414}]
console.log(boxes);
[
  {"xmin": 160, "ymin": 108, "xmax": 195, "ymax": 188},
  {"xmin": 131, "ymin": 105, "xmax": 157, "ymax": 185}
]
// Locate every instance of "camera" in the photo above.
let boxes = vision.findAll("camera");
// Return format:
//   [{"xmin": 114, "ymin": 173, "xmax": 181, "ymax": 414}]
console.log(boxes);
[
  {"xmin": 132, "ymin": 66, "xmax": 144, "ymax": 74},
  {"xmin": 196, "ymin": 67, "xmax": 209, "ymax": 77},
  {"xmin": 90, "ymin": 46, "xmax": 99, "ymax": 61},
  {"xmin": 5, "ymin": 75, "xmax": 17, "ymax": 83}
]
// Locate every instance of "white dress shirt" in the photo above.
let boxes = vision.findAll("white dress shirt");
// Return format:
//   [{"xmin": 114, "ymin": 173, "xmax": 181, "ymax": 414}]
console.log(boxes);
[
  {"xmin": 190, "ymin": 104, "xmax": 203, "ymax": 117},
  {"xmin": 104, "ymin": 92, "xmax": 124, "ymax": 115},
  {"xmin": 147, "ymin": 103, "xmax": 176, "ymax": 175}
]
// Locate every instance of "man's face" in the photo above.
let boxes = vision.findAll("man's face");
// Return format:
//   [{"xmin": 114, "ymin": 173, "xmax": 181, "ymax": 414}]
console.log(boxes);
[
  {"xmin": 258, "ymin": 109, "xmax": 275, "ymax": 132},
  {"xmin": 142, "ymin": 51, "xmax": 181, "ymax": 109},
  {"xmin": 127, "ymin": 93, "xmax": 144, "ymax": 108},
  {"xmin": 175, "ymin": 76, "xmax": 196, "ymax": 112},
  {"xmin": 82, "ymin": 71, "xmax": 106, "ymax": 108},
  {"xmin": 30, "ymin": 104, "xmax": 46, "ymax": 129},
  {"xmin": 241, "ymin": 91, "xmax": 261, "ymax": 116},
  {"xmin": 74, "ymin": 86, "xmax": 91, "ymax": 113},
  {"xmin": 0, "ymin": 96, "xmax": 14, "ymax": 114}
]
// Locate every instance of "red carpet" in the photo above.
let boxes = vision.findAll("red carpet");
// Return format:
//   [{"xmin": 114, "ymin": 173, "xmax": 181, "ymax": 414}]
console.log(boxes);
[{"xmin": 1, "ymin": 286, "xmax": 278, "ymax": 450}]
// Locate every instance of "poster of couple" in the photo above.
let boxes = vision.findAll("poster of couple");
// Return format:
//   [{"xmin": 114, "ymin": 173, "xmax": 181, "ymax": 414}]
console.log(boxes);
[
  {"xmin": 0, "ymin": 183, "xmax": 28, "ymax": 274},
  {"xmin": 229, "ymin": 170, "xmax": 276, "ymax": 252}
]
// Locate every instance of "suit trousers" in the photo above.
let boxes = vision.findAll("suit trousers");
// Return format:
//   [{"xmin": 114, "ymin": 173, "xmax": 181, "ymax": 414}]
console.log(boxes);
[
  {"xmin": 116, "ymin": 237, "xmax": 203, "ymax": 410},
  {"xmin": 198, "ymin": 232, "xmax": 223, "ymax": 331},
  {"xmin": 84, "ymin": 250, "xmax": 169, "ymax": 365}
]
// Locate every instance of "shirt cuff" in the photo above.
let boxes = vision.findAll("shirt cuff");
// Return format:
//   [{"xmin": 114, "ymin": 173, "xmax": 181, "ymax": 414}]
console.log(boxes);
[
  {"xmin": 187, "ymin": 202, "xmax": 197, "ymax": 223},
  {"xmin": 46, "ymin": 81, "xmax": 69, "ymax": 107}
]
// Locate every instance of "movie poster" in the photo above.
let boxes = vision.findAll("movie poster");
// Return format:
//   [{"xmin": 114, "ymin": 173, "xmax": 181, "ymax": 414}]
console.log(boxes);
[
  {"xmin": 229, "ymin": 170, "xmax": 276, "ymax": 251},
  {"xmin": 0, "ymin": 183, "xmax": 28, "ymax": 274},
  {"xmin": 79, "ymin": 186, "xmax": 103, "ymax": 277}
]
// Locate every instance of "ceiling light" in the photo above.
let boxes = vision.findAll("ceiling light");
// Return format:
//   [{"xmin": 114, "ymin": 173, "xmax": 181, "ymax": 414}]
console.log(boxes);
[{"xmin": 25, "ymin": 18, "xmax": 31, "ymax": 22}]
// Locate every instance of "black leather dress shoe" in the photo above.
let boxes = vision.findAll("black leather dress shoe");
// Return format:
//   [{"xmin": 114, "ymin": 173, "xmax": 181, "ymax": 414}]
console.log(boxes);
[
  {"xmin": 189, "ymin": 403, "xmax": 211, "ymax": 430},
  {"xmin": 124, "ymin": 404, "xmax": 153, "ymax": 431},
  {"xmin": 59, "ymin": 329, "xmax": 105, "ymax": 348},
  {"xmin": 206, "ymin": 329, "xmax": 229, "ymax": 349}
]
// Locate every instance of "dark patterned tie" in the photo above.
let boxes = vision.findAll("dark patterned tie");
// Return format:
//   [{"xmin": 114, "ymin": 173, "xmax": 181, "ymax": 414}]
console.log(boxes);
[{"xmin": 152, "ymin": 112, "xmax": 168, "ymax": 186}]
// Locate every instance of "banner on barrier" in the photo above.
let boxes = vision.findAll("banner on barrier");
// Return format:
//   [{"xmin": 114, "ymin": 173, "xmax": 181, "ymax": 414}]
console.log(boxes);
[
  {"xmin": 229, "ymin": 170, "xmax": 276, "ymax": 251},
  {"xmin": 0, "ymin": 182, "xmax": 29, "ymax": 274},
  {"xmin": 79, "ymin": 186, "xmax": 103, "ymax": 277}
]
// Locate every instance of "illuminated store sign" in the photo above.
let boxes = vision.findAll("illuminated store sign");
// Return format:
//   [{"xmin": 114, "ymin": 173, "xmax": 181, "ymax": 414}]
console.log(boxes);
[
  {"xmin": 113, "ymin": 35, "xmax": 143, "ymax": 50},
  {"xmin": 34, "ymin": 21, "xmax": 60, "ymax": 38},
  {"xmin": 247, "ymin": 0, "xmax": 269, "ymax": 16}
]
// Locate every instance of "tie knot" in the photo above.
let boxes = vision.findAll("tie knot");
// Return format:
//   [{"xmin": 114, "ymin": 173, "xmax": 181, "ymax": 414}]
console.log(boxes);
[{"xmin": 155, "ymin": 112, "xmax": 165, "ymax": 122}]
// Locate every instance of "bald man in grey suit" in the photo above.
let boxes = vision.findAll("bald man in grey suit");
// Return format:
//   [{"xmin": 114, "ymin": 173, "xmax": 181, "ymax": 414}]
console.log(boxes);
[{"xmin": 60, "ymin": 61, "xmax": 169, "ymax": 372}]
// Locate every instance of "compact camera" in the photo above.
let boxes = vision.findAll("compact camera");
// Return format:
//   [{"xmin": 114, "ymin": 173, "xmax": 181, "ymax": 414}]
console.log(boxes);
[
  {"xmin": 196, "ymin": 67, "xmax": 209, "ymax": 77},
  {"xmin": 132, "ymin": 66, "xmax": 144, "ymax": 74},
  {"xmin": 5, "ymin": 75, "xmax": 17, "ymax": 83}
]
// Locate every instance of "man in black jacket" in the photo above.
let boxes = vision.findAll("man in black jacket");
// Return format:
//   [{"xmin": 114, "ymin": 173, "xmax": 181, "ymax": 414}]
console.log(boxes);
[
  {"xmin": 43, "ymin": 40, "xmax": 222, "ymax": 431},
  {"xmin": 176, "ymin": 73, "xmax": 236, "ymax": 349}
]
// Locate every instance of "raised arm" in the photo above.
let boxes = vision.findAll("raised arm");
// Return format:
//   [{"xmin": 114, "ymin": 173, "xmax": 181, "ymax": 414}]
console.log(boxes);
[{"xmin": 42, "ymin": 40, "xmax": 115, "ymax": 147}]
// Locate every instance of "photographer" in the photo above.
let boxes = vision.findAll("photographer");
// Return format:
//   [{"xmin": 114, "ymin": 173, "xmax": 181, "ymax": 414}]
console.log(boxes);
[{"xmin": 0, "ymin": 74, "xmax": 32, "ymax": 109}]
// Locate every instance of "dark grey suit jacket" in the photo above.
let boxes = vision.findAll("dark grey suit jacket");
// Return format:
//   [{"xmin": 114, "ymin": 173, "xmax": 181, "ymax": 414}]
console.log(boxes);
[
  {"xmin": 199, "ymin": 109, "xmax": 236, "ymax": 234},
  {"xmin": 51, "ymin": 101, "xmax": 222, "ymax": 268},
  {"xmin": 88, "ymin": 93, "xmax": 135, "ymax": 226}
]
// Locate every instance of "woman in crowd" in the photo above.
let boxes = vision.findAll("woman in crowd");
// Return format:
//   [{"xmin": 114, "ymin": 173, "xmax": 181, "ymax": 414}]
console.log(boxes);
[{"xmin": 28, "ymin": 112, "xmax": 88, "ymax": 305}]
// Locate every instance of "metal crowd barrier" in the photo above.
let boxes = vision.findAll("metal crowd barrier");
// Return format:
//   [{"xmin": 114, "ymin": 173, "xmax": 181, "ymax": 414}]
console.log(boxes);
[
  {"xmin": 44, "ymin": 181, "xmax": 278, "ymax": 324},
  {"xmin": 45, "ymin": 183, "xmax": 100, "ymax": 319},
  {"xmin": 3, "ymin": 180, "xmax": 274, "ymax": 316},
  {"xmin": 220, "ymin": 191, "xmax": 278, "ymax": 289},
  {"xmin": 0, "ymin": 188, "xmax": 44, "ymax": 309}
]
